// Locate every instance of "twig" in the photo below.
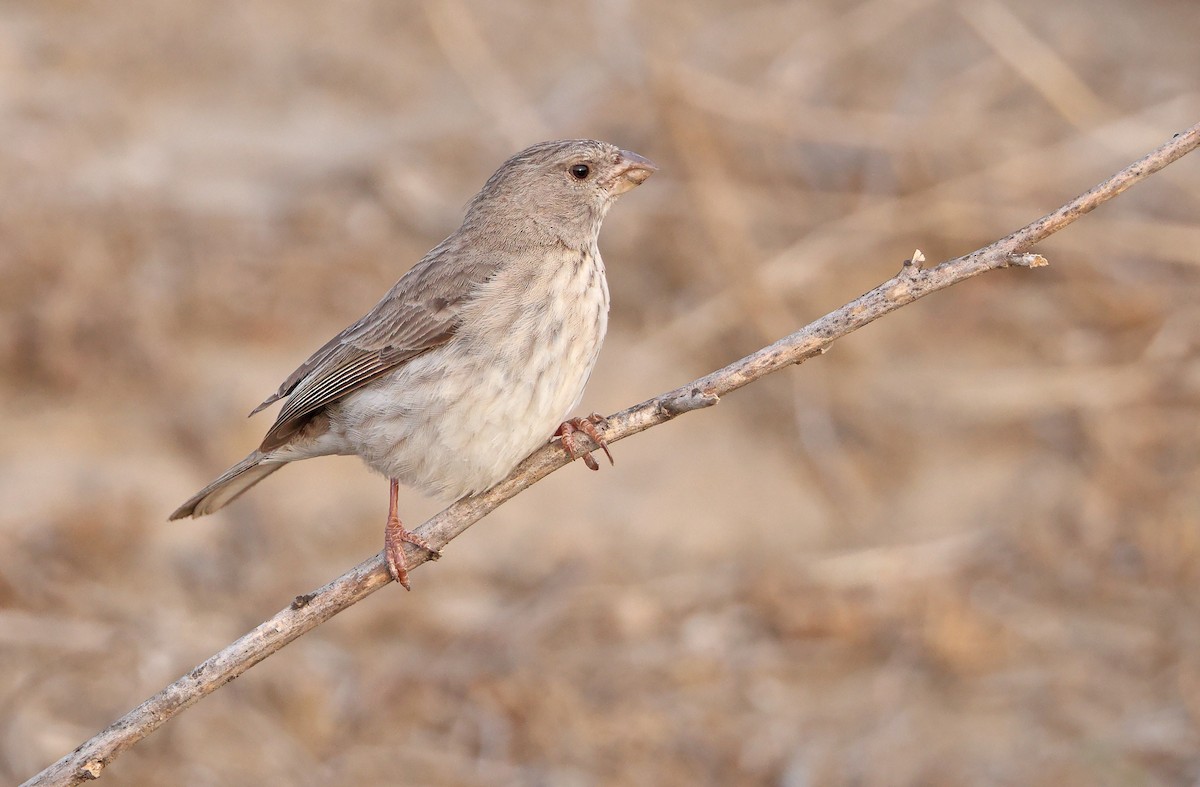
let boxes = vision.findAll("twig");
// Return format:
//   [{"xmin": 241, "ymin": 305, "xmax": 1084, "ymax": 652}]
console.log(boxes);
[{"xmin": 23, "ymin": 121, "xmax": 1200, "ymax": 787}]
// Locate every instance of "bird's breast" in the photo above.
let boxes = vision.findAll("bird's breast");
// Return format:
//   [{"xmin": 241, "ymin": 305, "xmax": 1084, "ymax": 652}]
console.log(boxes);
[
  {"xmin": 331, "ymin": 245, "xmax": 610, "ymax": 499},
  {"xmin": 455, "ymin": 243, "xmax": 610, "ymax": 437}
]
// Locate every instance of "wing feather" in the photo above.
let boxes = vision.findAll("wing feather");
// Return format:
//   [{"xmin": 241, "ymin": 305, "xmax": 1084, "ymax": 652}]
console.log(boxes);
[{"xmin": 255, "ymin": 237, "xmax": 500, "ymax": 452}]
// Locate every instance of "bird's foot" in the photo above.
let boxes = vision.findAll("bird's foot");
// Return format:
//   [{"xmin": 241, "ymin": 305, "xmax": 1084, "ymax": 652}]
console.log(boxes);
[
  {"xmin": 384, "ymin": 516, "xmax": 441, "ymax": 590},
  {"xmin": 555, "ymin": 413, "xmax": 614, "ymax": 471}
]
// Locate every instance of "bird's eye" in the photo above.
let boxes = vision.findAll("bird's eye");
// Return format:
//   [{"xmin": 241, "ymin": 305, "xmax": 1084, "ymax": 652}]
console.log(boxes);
[{"xmin": 569, "ymin": 163, "xmax": 591, "ymax": 180}]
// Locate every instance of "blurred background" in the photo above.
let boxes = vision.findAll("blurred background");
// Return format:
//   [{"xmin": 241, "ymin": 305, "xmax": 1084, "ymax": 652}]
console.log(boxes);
[{"xmin": 2, "ymin": 0, "xmax": 1198, "ymax": 784}]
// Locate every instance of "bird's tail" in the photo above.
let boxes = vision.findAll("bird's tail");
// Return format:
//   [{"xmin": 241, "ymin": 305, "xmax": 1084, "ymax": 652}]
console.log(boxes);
[{"xmin": 169, "ymin": 451, "xmax": 285, "ymax": 520}]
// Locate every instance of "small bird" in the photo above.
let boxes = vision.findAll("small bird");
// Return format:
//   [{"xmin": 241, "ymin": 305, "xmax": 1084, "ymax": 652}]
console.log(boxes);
[{"xmin": 171, "ymin": 139, "xmax": 656, "ymax": 588}]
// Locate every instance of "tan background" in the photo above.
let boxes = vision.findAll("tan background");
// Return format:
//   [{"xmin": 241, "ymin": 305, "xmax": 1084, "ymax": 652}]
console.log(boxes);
[{"xmin": 2, "ymin": 0, "xmax": 1200, "ymax": 784}]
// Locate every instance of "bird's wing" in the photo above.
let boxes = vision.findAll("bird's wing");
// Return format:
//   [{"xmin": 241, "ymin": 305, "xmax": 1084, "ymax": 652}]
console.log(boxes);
[{"xmin": 255, "ymin": 240, "xmax": 499, "ymax": 452}]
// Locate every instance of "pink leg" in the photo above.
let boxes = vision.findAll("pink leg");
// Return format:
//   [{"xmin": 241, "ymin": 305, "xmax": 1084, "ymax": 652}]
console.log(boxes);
[{"xmin": 384, "ymin": 478, "xmax": 440, "ymax": 590}]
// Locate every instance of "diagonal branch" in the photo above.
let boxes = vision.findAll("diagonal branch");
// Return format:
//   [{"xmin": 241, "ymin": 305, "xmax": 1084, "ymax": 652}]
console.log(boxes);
[{"xmin": 23, "ymin": 120, "xmax": 1200, "ymax": 787}]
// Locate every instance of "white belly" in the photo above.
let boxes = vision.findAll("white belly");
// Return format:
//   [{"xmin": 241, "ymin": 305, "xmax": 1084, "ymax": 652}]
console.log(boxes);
[{"xmin": 326, "ymin": 248, "xmax": 609, "ymax": 499}]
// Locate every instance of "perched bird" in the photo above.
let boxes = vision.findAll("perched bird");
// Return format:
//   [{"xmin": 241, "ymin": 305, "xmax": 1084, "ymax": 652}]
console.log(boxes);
[{"xmin": 171, "ymin": 139, "xmax": 656, "ymax": 588}]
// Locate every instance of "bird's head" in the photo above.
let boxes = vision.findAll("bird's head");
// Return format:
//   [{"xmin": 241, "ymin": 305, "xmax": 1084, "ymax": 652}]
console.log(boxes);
[{"xmin": 465, "ymin": 139, "xmax": 656, "ymax": 247}]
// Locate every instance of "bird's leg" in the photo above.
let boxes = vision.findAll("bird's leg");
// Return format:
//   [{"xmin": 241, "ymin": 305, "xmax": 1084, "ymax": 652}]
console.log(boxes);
[
  {"xmin": 384, "ymin": 478, "xmax": 441, "ymax": 590},
  {"xmin": 555, "ymin": 413, "xmax": 614, "ymax": 472}
]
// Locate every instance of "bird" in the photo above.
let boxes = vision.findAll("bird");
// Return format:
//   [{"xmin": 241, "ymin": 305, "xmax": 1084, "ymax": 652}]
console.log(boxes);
[{"xmin": 170, "ymin": 139, "xmax": 656, "ymax": 589}]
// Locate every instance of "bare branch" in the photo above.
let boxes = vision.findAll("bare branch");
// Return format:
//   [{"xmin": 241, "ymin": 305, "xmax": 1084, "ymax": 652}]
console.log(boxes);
[{"xmin": 22, "ymin": 120, "xmax": 1200, "ymax": 787}]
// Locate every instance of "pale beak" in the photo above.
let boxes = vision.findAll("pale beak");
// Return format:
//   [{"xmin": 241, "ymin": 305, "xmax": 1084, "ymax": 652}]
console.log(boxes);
[{"xmin": 610, "ymin": 149, "xmax": 657, "ymax": 195}]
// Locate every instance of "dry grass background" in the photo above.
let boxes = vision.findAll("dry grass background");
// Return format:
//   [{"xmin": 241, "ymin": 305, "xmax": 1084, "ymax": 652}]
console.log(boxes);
[{"xmin": 2, "ymin": 0, "xmax": 1199, "ymax": 784}]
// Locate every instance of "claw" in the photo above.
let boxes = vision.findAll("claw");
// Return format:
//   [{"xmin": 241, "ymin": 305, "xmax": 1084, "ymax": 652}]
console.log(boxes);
[{"xmin": 556, "ymin": 413, "xmax": 613, "ymax": 471}]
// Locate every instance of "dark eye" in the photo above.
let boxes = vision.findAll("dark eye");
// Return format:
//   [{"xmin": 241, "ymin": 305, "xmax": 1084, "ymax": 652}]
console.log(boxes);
[{"xmin": 569, "ymin": 163, "xmax": 591, "ymax": 180}]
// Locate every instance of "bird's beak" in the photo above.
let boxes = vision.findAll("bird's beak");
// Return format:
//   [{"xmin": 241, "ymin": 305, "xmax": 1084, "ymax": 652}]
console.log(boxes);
[{"xmin": 610, "ymin": 149, "xmax": 657, "ymax": 195}]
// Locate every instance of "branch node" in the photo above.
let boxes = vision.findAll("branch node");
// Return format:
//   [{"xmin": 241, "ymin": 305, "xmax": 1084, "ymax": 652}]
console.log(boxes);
[
  {"xmin": 658, "ymin": 388, "xmax": 719, "ymax": 417},
  {"xmin": 795, "ymin": 345, "xmax": 827, "ymax": 365},
  {"xmin": 900, "ymin": 248, "xmax": 926, "ymax": 278},
  {"xmin": 291, "ymin": 593, "xmax": 316, "ymax": 610},
  {"xmin": 1006, "ymin": 252, "xmax": 1049, "ymax": 268}
]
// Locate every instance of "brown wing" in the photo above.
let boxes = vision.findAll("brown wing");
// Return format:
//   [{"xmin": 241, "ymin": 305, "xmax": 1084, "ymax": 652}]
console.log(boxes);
[{"xmin": 255, "ymin": 237, "xmax": 500, "ymax": 452}]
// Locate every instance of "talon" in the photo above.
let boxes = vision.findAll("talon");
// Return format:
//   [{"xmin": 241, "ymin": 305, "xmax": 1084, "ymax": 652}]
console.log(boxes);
[
  {"xmin": 385, "ymin": 518, "xmax": 440, "ymax": 588},
  {"xmin": 556, "ymin": 415, "xmax": 614, "ymax": 470},
  {"xmin": 577, "ymin": 413, "xmax": 614, "ymax": 466},
  {"xmin": 385, "ymin": 543, "xmax": 411, "ymax": 590}
]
